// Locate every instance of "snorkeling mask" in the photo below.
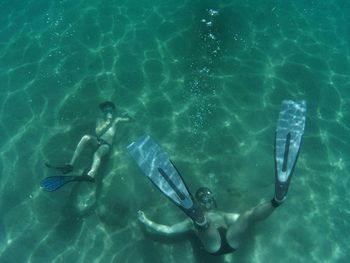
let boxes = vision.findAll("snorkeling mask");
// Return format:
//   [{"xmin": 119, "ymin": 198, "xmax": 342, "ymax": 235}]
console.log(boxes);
[
  {"xmin": 195, "ymin": 187, "xmax": 217, "ymax": 211},
  {"xmin": 99, "ymin": 101, "xmax": 116, "ymax": 115}
]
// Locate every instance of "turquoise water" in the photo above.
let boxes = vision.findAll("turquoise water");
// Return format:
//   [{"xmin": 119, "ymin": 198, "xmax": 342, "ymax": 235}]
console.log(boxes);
[{"xmin": 0, "ymin": 0, "xmax": 349, "ymax": 262}]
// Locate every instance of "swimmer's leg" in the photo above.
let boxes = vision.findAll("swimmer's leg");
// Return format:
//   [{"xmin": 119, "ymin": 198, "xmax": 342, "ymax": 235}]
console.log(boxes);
[
  {"xmin": 70, "ymin": 135, "xmax": 98, "ymax": 166},
  {"xmin": 226, "ymin": 201, "xmax": 275, "ymax": 249},
  {"xmin": 87, "ymin": 144, "xmax": 110, "ymax": 177}
]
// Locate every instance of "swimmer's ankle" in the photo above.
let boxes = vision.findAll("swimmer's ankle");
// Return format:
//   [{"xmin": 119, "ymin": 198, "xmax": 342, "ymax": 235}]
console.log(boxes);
[
  {"xmin": 271, "ymin": 197, "xmax": 284, "ymax": 208},
  {"xmin": 87, "ymin": 170, "xmax": 95, "ymax": 178}
]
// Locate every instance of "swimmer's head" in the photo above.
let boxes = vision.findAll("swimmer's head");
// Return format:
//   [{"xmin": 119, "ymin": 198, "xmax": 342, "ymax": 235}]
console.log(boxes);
[
  {"xmin": 99, "ymin": 101, "xmax": 116, "ymax": 118},
  {"xmin": 195, "ymin": 187, "xmax": 217, "ymax": 211}
]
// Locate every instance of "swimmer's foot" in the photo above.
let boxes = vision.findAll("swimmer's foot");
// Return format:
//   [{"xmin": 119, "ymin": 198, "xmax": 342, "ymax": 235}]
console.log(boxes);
[
  {"xmin": 271, "ymin": 197, "xmax": 282, "ymax": 207},
  {"xmin": 274, "ymin": 100, "xmax": 307, "ymax": 204},
  {"xmin": 76, "ymin": 174, "xmax": 95, "ymax": 183},
  {"xmin": 45, "ymin": 163, "xmax": 74, "ymax": 174},
  {"xmin": 78, "ymin": 168, "xmax": 96, "ymax": 182}
]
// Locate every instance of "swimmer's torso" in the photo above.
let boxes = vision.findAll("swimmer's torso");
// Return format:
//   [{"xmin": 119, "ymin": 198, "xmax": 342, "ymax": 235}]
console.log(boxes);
[
  {"xmin": 205, "ymin": 211, "xmax": 240, "ymax": 229},
  {"xmin": 99, "ymin": 125, "xmax": 116, "ymax": 145},
  {"xmin": 96, "ymin": 118, "xmax": 119, "ymax": 145}
]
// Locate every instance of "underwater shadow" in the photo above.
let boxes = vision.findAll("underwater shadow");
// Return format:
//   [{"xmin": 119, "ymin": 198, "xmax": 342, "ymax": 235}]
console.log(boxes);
[
  {"xmin": 140, "ymin": 228, "xmax": 226, "ymax": 263},
  {"xmin": 52, "ymin": 158, "xmax": 109, "ymax": 242}
]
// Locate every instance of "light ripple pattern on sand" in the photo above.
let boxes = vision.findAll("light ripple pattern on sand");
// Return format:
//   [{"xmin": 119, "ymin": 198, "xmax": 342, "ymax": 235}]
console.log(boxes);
[{"xmin": 0, "ymin": 0, "xmax": 350, "ymax": 262}]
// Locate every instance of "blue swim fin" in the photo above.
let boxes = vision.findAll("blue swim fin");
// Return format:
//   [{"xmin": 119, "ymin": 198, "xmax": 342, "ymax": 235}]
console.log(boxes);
[{"xmin": 40, "ymin": 175, "xmax": 95, "ymax": 192}]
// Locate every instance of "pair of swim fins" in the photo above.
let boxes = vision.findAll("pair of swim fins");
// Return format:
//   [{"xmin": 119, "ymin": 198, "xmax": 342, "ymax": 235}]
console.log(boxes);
[
  {"xmin": 40, "ymin": 164, "xmax": 94, "ymax": 192},
  {"xmin": 127, "ymin": 100, "xmax": 306, "ymax": 219}
]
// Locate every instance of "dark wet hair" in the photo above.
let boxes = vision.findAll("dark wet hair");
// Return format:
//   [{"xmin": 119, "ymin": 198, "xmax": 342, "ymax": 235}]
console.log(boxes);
[
  {"xmin": 195, "ymin": 187, "xmax": 217, "ymax": 211},
  {"xmin": 99, "ymin": 101, "xmax": 116, "ymax": 115}
]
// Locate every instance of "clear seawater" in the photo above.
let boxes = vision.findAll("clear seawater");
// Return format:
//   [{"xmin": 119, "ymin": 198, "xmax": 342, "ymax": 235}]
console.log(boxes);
[{"xmin": 0, "ymin": 0, "xmax": 349, "ymax": 262}]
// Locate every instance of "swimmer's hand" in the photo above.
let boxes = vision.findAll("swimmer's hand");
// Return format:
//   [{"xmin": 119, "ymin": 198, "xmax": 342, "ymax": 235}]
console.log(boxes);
[
  {"xmin": 138, "ymin": 210, "xmax": 156, "ymax": 233},
  {"xmin": 114, "ymin": 115, "xmax": 134, "ymax": 124},
  {"xmin": 121, "ymin": 112, "xmax": 135, "ymax": 122},
  {"xmin": 138, "ymin": 210, "xmax": 147, "ymax": 224}
]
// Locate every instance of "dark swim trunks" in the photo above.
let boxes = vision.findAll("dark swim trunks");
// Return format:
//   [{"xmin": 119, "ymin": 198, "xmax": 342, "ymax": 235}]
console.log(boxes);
[
  {"xmin": 97, "ymin": 137, "xmax": 112, "ymax": 148},
  {"xmin": 210, "ymin": 227, "xmax": 236, "ymax": 256}
]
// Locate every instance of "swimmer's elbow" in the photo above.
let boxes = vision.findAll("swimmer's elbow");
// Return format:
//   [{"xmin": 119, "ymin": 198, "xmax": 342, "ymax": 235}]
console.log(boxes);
[
  {"xmin": 154, "ymin": 225, "xmax": 188, "ymax": 237},
  {"xmin": 95, "ymin": 128, "xmax": 102, "ymax": 136},
  {"xmin": 145, "ymin": 225, "xmax": 173, "ymax": 236}
]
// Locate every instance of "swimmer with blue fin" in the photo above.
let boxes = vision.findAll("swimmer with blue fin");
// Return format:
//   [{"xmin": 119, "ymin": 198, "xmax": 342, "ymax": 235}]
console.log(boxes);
[
  {"xmin": 128, "ymin": 100, "xmax": 306, "ymax": 255},
  {"xmin": 41, "ymin": 101, "xmax": 133, "ymax": 192}
]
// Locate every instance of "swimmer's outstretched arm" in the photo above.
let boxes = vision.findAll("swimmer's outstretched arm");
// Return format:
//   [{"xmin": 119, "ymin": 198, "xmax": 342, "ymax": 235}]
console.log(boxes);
[
  {"xmin": 114, "ymin": 116, "xmax": 132, "ymax": 124},
  {"xmin": 138, "ymin": 210, "xmax": 193, "ymax": 237},
  {"xmin": 96, "ymin": 116, "xmax": 133, "ymax": 135}
]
